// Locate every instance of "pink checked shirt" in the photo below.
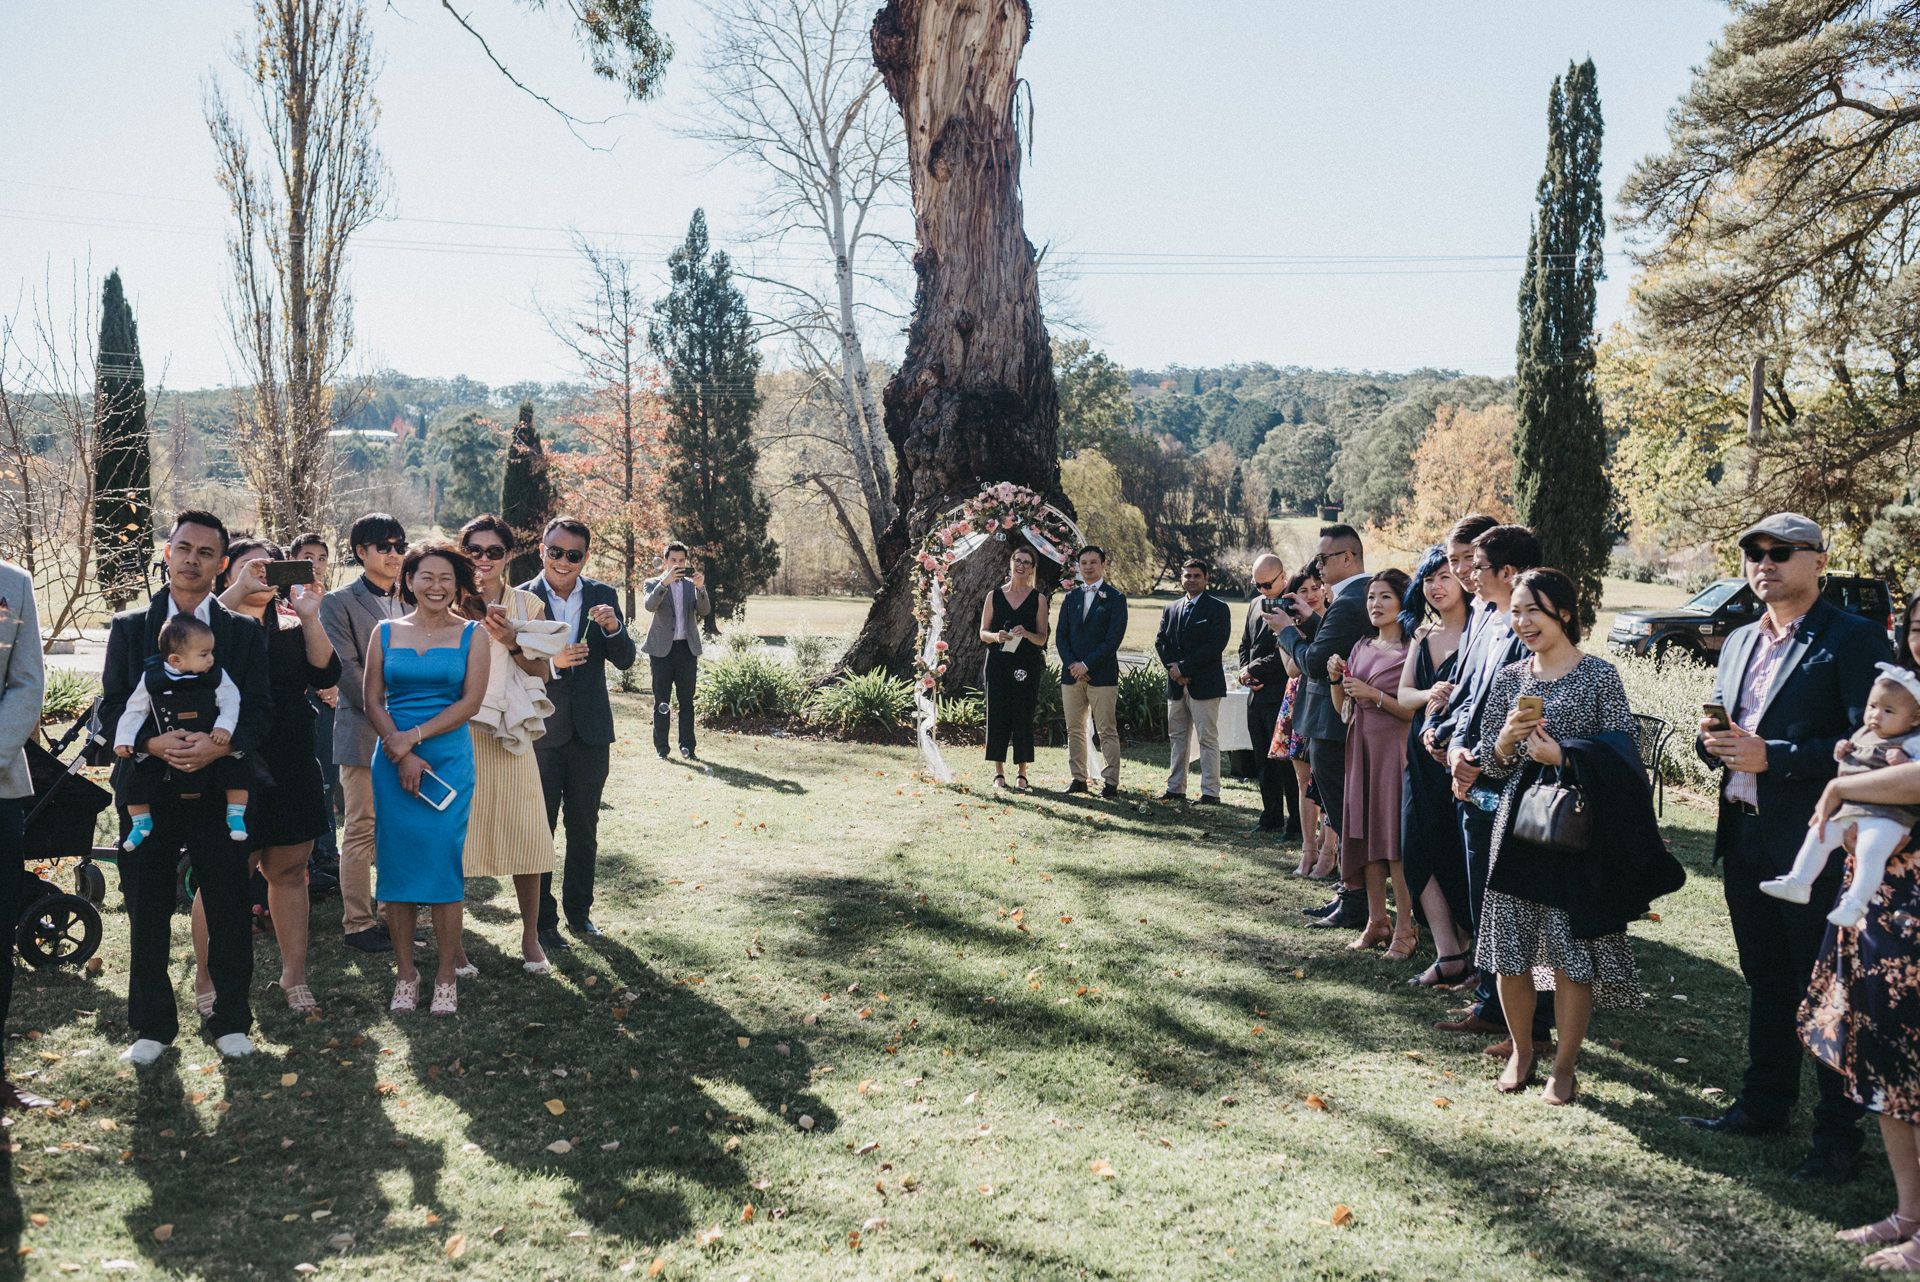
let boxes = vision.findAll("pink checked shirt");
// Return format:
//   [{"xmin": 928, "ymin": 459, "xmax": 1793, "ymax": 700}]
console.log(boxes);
[{"xmin": 1724, "ymin": 608, "xmax": 1807, "ymax": 807}]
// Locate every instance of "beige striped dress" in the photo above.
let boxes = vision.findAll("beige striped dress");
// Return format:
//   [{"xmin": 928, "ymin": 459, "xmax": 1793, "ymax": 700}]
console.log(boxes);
[{"xmin": 463, "ymin": 587, "xmax": 556, "ymax": 878}]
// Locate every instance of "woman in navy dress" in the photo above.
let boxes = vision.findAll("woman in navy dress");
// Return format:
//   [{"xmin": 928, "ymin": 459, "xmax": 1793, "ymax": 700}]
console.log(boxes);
[{"xmin": 364, "ymin": 542, "xmax": 489, "ymax": 1016}]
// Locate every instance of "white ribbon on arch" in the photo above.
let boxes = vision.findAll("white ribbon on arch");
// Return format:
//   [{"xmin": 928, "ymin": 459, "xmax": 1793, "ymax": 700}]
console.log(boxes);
[{"xmin": 914, "ymin": 502, "xmax": 1086, "ymax": 783}]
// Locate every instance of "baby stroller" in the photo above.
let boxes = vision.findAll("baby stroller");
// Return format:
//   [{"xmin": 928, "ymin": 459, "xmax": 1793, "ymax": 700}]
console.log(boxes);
[{"xmin": 17, "ymin": 701, "xmax": 115, "ymax": 969}]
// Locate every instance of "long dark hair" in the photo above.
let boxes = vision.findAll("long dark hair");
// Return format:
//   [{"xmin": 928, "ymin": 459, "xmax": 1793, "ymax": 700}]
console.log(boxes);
[
  {"xmin": 1368, "ymin": 568, "xmax": 1415, "ymax": 636},
  {"xmin": 1512, "ymin": 567, "xmax": 1583, "ymax": 645},
  {"xmin": 215, "ymin": 535, "xmax": 285, "ymax": 596},
  {"xmin": 1406, "ymin": 545, "xmax": 1448, "ymax": 623},
  {"xmin": 399, "ymin": 540, "xmax": 483, "ymax": 617}
]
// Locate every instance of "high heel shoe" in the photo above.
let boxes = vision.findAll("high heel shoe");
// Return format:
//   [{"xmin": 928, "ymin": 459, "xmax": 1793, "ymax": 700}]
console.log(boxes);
[
  {"xmin": 1840, "ymin": 1215, "xmax": 1920, "ymax": 1246},
  {"xmin": 1863, "ymin": 1241, "xmax": 1920, "ymax": 1271},
  {"xmin": 390, "ymin": 977, "xmax": 419, "ymax": 1013},
  {"xmin": 523, "ymin": 949, "xmax": 551, "ymax": 976},
  {"xmin": 1542, "ymin": 1070, "xmax": 1578, "ymax": 1106},
  {"xmin": 1346, "ymin": 919, "xmax": 1393, "ymax": 951},
  {"xmin": 1409, "ymin": 950, "xmax": 1474, "ymax": 987},
  {"xmin": 430, "ymin": 982, "xmax": 458, "ymax": 1015},
  {"xmin": 1385, "ymin": 925, "xmax": 1420, "ymax": 960},
  {"xmin": 194, "ymin": 986, "xmax": 216, "ymax": 1018},
  {"xmin": 272, "ymin": 982, "xmax": 317, "ymax": 1013},
  {"xmin": 1496, "ymin": 1053, "xmax": 1537, "ymax": 1093},
  {"xmin": 453, "ymin": 960, "xmax": 479, "ymax": 980}
]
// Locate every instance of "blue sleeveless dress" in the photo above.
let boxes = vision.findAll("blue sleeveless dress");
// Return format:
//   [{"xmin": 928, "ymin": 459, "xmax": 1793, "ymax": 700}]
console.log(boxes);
[{"xmin": 372, "ymin": 620, "xmax": 477, "ymax": 905}]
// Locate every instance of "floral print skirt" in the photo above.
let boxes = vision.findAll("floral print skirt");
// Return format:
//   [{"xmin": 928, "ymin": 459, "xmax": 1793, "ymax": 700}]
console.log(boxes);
[{"xmin": 1800, "ymin": 845, "xmax": 1920, "ymax": 1123}]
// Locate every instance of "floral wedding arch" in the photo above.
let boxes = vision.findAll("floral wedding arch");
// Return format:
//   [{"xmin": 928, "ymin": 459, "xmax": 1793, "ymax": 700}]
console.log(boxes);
[{"xmin": 910, "ymin": 482, "xmax": 1086, "ymax": 782}]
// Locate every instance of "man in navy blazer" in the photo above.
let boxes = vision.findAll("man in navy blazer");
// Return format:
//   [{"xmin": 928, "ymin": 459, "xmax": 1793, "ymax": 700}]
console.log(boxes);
[
  {"xmin": 520, "ymin": 517, "xmax": 637, "ymax": 950},
  {"xmin": 1682, "ymin": 513, "xmax": 1887, "ymax": 1185},
  {"xmin": 1155, "ymin": 558, "xmax": 1231, "ymax": 802},
  {"xmin": 1056, "ymin": 546, "xmax": 1129, "ymax": 797}
]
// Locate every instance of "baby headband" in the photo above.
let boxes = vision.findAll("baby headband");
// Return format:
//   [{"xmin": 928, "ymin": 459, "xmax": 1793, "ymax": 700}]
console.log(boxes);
[{"xmin": 1873, "ymin": 662, "xmax": 1920, "ymax": 708}]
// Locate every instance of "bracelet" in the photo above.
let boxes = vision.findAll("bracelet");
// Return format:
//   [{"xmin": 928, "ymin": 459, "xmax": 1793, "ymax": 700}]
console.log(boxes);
[{"xmin": 508, "ymin": 645, "xmax": 524, "ymax": 657}]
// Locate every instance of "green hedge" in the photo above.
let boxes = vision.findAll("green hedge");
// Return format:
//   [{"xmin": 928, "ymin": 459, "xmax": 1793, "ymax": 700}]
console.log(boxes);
[{"xmin": 694, "ymin": 651, "xmax": 804, "ymax": 720}]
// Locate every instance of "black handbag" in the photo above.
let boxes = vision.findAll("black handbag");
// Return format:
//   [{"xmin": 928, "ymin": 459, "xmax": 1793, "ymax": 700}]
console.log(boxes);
[{"xmin": 1511, "ymin": 762, "xmax": 1592, "ymax": 853}]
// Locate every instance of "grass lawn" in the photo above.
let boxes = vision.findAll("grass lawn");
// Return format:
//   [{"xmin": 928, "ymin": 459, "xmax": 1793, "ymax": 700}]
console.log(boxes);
[{"xmin": 5, "ymin": 701, "xmax": 1892, "ymax": 1280}]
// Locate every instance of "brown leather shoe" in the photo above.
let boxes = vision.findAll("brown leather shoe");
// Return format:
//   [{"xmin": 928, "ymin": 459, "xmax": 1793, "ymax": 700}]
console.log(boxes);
[
  {"xmin": 0, "ymin": 1078, "xmax": 52, "ymax": 1110},
  {"xmin": 1433, "ymin": 1013, "xmax": 1506, "ymax": 1036},
  {"xmin": 1482, "ymin": 1037, "xmax": 1555, "ymax": 1059}
]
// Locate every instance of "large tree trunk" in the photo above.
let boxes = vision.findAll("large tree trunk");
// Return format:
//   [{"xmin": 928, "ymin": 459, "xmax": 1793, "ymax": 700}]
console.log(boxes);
[{"xmin": 840, "ymin": 0, "xmax": 1064, "ymax": 690}]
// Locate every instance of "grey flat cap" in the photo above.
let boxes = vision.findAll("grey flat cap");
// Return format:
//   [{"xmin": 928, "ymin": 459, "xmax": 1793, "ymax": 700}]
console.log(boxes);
[{"xmin": 1736, "ymin": 512, "xmax": 1825, "ymax": 551}]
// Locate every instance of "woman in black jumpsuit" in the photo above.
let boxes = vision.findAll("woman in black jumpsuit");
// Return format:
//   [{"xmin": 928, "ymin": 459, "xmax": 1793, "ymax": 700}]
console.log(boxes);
[{"xmin": 977, "ymin": 545, "xmax": 1050, "ymax": 790}]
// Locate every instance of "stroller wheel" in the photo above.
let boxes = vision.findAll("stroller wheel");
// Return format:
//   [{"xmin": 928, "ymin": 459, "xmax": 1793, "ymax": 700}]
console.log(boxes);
[
  {"xmin": 73, "ymin": 863, "xmax": 106, "ymax": 905},
  {"xmin": 17, "ymin": 893, "xmax": 102, "ymax": 969}
]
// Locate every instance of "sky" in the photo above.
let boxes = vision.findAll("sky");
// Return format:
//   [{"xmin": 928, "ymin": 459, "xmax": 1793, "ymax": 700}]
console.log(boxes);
[{"xmin": 0, "ymin": 1, "xmax": 1732, "ymax": 393}]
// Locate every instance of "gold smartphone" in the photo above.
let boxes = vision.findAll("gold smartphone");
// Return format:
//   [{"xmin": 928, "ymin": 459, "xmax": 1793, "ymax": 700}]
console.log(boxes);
[{"xmin": 1516, "ymin": 695, "xmax": 1544, "ymax": 719}]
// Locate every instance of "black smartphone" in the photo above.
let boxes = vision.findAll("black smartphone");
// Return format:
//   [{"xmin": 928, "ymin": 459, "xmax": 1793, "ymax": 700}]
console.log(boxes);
[
  {"xmin": 1702, "ymin": 702, "xmax": 1732, "ymax": 732},
  {"xmin": 263, "ymin": 559, "xmax": 315, "ymax": 587}
]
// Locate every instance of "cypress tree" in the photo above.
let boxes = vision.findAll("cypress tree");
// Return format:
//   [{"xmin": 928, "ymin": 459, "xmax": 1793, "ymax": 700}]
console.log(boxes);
[
  {"xmin": 501, "ymin": 399, "xmax": 556, "ymax": 585},
  {"xmin": 649, "ymin": 210, "xmax": 779, "ymax": 633},
  {"xmin": 1513, "ymin": 59, "xmax": 1609, "ymax": 627},
  {"xmin": 93, "ymin": 269, "xmax": 152, "ymax": 608}
]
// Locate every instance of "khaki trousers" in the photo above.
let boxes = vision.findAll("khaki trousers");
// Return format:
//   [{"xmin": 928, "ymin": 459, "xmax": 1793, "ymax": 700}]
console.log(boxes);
[
  {"xmin": 1063, "ymin": 681, "xmax": 1121, "ymax": 787},
  {"xmin": 1166, "ymin": 693, "xmax": 1222, "ymax": 798},
  {"xmin": 338, "ymin": 765, "xmax": 378, "ymax": 936}
]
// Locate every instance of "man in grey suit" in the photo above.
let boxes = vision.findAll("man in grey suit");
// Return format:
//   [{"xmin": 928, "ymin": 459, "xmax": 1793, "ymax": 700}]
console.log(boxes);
[
  {"xmin": 1275, "ymin": 524, "xmax": 1376, "ymax": 929},
  {"xmin": 523, "ymin": 517, "xmax": 637, "ymax": 948},
  {"xmin": 317, "ymin": 512, "xmax": 407, "ymax": 953},
  {"xmin": 0, "ymin": 558, "xmax": 47, "ymax": 1107},
  {"xmin": 641, "ymin": 541, "xmax": 712, "ymax": 761}
]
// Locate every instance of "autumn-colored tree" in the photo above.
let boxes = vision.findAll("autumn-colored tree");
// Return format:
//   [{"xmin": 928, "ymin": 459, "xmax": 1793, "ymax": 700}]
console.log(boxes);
[
  {"xmin": 1059, "ymin": 450, "xmax": 1154, "ymax": 594},
  {"xmin": 1394, "ymin": 403, "xmax": 1517, "ymax": 546}
]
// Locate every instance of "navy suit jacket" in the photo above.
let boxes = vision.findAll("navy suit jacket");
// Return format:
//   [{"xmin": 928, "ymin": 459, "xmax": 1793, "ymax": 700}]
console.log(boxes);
[
  {"xmin": 1056, "ymin": 581, "xmax": 1128, "ymax": 687},
  {"xmin": 1432, "ymin": 600, "xmax": 1528, "ymax": 758},
  {"xmin": 519, "ymin": 575, "xmax": 638, "ymax": 748},
  {"xmin": 1155, "ymin": 592, "xmax": 1231, "ymax": 701},
  {"xmin": 1275, "ymin": 573, "xmax": 1375, "ymax": 743},
  {"xmin": 1698, "ymin": 595, "xmax": 1890, "ymax": 874}
]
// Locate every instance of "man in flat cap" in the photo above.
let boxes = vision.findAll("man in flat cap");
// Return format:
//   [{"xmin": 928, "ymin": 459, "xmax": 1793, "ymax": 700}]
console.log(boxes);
[{"xmin": 1682, "ymin": 513, "xmax": 1889, "ymax": 1183}]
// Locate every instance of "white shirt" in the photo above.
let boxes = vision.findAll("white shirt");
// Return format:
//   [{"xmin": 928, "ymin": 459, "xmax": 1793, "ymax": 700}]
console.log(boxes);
[
  {"xmin": 1081, "ymin": 578, "xmax": 1103, "ymax": 619},
  {"xmin": 163, "ymin": 593, "xmax": 213, "ymax": 624},
  {"xmin": 540, "ymin": 573, "xmax": 583, "ymax": 639},
  {"xmin": 671, "ymin": 577, "xmax": 689, "ymax": 641}
]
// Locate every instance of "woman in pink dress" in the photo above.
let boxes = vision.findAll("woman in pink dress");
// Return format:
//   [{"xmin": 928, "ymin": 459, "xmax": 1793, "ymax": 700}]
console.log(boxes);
[{"xmin": 1328, "ymin": 569, "xmax": 1416, "ymax": 956}]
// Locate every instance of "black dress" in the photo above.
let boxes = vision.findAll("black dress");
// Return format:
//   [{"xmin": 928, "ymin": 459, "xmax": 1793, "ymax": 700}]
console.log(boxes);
[
  {"xmin": 983, "ymin": 588, "xmax": 1044, "ymax": 765},
  {"xmin": 247, "ymin": 609, "xmax": 343, "ymax": 849},
  {"xmin": 1402, "ymin": 637, "xmax": 1468, "ymax": 930}
]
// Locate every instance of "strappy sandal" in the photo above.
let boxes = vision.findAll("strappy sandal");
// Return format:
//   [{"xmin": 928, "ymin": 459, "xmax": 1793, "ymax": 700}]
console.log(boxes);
[
  {"xmin": 1841, "ymin": 1215, "xmax": 1920, "ymax": 1246},
  {"xmin": 992, "ymin": 775, "xmax": 1009, "ymax": 789},
  {"xmin": 1346, "ymin": 920, "xmax": 1393, "ymax": 951},
  {"xmin": 194, "ymin": 986, "xmax": 216, "ymax": 1018},
  {"xmin": 522, "ymin": 948, "xmax": 551, "ymax": 976},
  {"xmin": 276, "ymin": 982, "xmax": 318, "ymax": 1013},
  {"xmin": 1015, "ymin": 773, "xmax": 1030, "ymax": 791},
  {"xmin": 1865, "ymin": 1241, "xmax": 1920, "ymax": 1271},
  {"xmin": 1496, "ymin": 1052, "xmax": 1537, "ymax": 1094},
  {"xmin": 1409, "ymin": 950, "xmax": 1475, "ymax": 988},
  {"xmin": 453, "ymin": 960, "xmax": 479, "ymax": 980},
  {"xmin": 430, "ymin": 982, "xmax": 458, "ymax": 1015},
  {"xmin": 1542, "ymin": 1071, "xmax": 1579, "ymax": 1106},
  {"xmin": 390, "ymin": 977, "xmax": 419, "ymax": 1013},
  {"xmin": 1386, "ymin": 926, "xmax": 1420, "ymax": 961}
]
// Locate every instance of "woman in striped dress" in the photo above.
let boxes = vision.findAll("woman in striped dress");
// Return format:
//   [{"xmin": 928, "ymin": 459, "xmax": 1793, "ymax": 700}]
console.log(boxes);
[{"xmin": 451, "ymin": 515, "xmax": 556, "ymax": 976}]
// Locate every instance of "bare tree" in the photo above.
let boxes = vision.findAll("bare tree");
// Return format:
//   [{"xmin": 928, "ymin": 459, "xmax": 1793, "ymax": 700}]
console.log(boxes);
[
  {"xmin": 0, "ymin": 268, "xmax": 123, "ymax": 637},
  {"xmin": 206, "ymin": 0, "xmax": 390, "ymax": 540},
  {"xmin": 683, "ymin": 0, "xmax": 908, "ymax": 572},
  {"xmin": 537, "ymin": 235, "xmax": 671, "ymax": 627}
]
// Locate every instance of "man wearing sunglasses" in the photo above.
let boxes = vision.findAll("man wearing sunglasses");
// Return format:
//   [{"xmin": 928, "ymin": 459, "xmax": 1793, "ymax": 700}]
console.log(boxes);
[
  {"xmin": 1684, "ymin": 513, "xmax": 1888, "ymax": 1185},
  {"xmin": 521, "ymin": 517, "xmax": 636, "ymax": 950},
  {"xmin": 318, "ymin": 512, "xmax": 409, "ymax": 953}
]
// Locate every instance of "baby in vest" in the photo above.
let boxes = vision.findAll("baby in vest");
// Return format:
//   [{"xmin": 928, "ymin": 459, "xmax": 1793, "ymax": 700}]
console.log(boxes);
[
  {"xmin": 113, "ymin": 615, "xmax": 250, "ymax": 849},
  {"xmin": 1762, "ymin": 663, "xmax": 1920, "ymax": 928}
]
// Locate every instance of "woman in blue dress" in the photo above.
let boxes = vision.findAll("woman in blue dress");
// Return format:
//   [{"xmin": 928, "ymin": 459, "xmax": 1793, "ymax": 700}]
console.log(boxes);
[{"xmin": 363, "ymin": 542, "xmax": 490, "ymax": 1016}]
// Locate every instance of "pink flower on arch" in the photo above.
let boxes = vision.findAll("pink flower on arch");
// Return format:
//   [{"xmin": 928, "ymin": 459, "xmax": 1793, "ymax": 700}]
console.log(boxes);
[{"xmin": 934, "ymin": 640, "xmax": 949, "ymax": 652}]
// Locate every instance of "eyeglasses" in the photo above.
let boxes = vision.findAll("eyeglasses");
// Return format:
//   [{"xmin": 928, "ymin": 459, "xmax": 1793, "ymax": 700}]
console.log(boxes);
[
  {"xmin": 463, "ymin": 544, "xmax": 508, "ymax": 561},
  {"xmin": 366, "ymin": 540, "xmax": 404, "ymax": 555},
  {"xmin": 1254, "ymin": 578, "xmax": 1278, "ymax": 591},
  {"xmin": 1312, "ymin": 549, "xmax": 1350, "ymax": 567},
  {"xmin": 544, "ymin": 546, "xmax": 587, "ymax": 564},
  {"xmin": 1744, "ymin": 544, "xmax": 1808, "ymax": 563}
]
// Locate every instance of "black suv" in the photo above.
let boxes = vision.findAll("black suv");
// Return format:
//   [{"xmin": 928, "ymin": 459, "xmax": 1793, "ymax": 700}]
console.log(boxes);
[{"xmin": 1606, "ymin": 575, "xmax": 1894, "ymax": 665}]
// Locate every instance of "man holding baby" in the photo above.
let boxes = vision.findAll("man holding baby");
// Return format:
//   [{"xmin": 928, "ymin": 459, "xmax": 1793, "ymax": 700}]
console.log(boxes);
[{"xmin": 1685, "ymin": 512, "xmax": 1890, "ymax": 1185}]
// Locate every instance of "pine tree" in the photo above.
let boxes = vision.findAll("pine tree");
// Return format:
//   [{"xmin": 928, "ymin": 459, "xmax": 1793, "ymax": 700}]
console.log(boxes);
[
  {"xmin": 501, "ymin": 399, "xmax": 556, "ymax": 585},
  {"xmin": 1513, "ymin": 59, "xmax": 1609, "ymax": 627},
  {"xmin": 93, "ymin": 269, "xmax": 152, "ymax": 608},
  {"xmin": 649, "ymin": 210, "xmax": 779, "ymax": 633}
]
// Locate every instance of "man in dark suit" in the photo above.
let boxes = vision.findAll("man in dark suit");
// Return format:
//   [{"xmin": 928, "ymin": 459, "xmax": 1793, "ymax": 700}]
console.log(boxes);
[
  {"xmin": 1426, "ymin": 521, "xmax": 1549, "ymax": 1055},
  {"xmin": 640, "ymin": 541, "xmax": 712, "ymax": 760},
  {"xmin": 521, "ymin": 516, "xmax": 637, "ymax": 951},
  {"xmin": 1155, "ymin": 558, "xmax": 1231, "ymax": 803},
  {"xmin": 1682, "ymin": 512, "xmax": 1887, "ymax": 1184},
  {"xmin": 1238, "ymin": 552, "xmax": 1298, "ymax": 837},
  {"xmin": 1275, "ymin": 525, "xmax": 1375, "ymax": 927},
  {"xmin": 1056, "ymin": 546, "xmax": 1129, "ymax": 798},
  {"xmin": 100, "ymin": 511, "xmax": 271, "ymax": 1065}
]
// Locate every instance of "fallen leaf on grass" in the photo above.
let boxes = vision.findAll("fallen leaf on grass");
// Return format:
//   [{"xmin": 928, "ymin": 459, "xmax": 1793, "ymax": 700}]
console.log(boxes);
[
  {"xmin": 1250, "ymin": 1026, "xmax": 1265, "ymax": 1035},
  {"xmin": 601, "ymin": 1141, "xmax": 620, "ymax": 1152},
  {"xmin": 741, "ymin": 1203, "xmax": 755, "ymax": 1223},
  {"xmin": 280, "ymin": 1072, "xmax": 298, "ymax": 1087},
  {"xmin": 547, "ymin": 1140, "xmax": 573, "ymax": 1154},
  {"xmin": 697, "ymin": 1226, "xmax": 725, "ymax": 1247},
  {"xmin": 294, "ymin": 1267, "xmax": 317, "ymax": 1276},
  {"xmin": 152, "ymin": 1225, "xmax": 173, "ymax": 1242},
  {"xmin": 28, "ymin": 1215, "xmax": 47, "ymax": 1228},
  {"xmin": 648, "ymin": 1260, "xmax": 665, "ymax": 1277},
  {"xmin": 1088, "ymin": 1159, "xmax": 1116, "ymax": 1178},
  {"xmin": 722, "ymin": 1137, "xmax": 741, "ymax": 1154},
  {"xmin": 854, "ymin": 1141, "xmax": 879, "ymax": 1156},
  {"xmin": 327, "ymin": 1233, "xmax": 355, "ymax": 1252},
  {"xmin": 1305, "ymin": 1095, "xmax": 1327, "ymax": 1110},
  {"xmin": 545, "ymin": 1099, "xmax": 566, "ymax": 1116},
  {"xmin": 461, "ymin": 1142, "xmax": 481, "ymax": 1154},
  {"xmin": 1331, "ymin": 1205, "xmax": 1354, "ymax": 1228},
  {"xmin": 445, "ymin": 1234, "xmax": 468, "ymax": 1259},
  {"xmin": 857, "ymin": 1007, "xmax": 872, "ymax": 1019},
  {"xmin": 858, "ymin": 1079, "xmax": 875, "ymax": 1094},
  {"xmin": 1432, "ymin": 1098, "xmax": 1450, "ymax": 1108}
]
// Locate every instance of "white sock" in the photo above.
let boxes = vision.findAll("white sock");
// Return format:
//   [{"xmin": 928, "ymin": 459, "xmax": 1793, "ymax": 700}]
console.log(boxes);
[
  {"xmin": 214, "ymin": 1032, "xmax": 254, "ymax": 1058},
  {"xmin": 118, "ymin": 1038, "xmax": 168, "ymax": 1066}
]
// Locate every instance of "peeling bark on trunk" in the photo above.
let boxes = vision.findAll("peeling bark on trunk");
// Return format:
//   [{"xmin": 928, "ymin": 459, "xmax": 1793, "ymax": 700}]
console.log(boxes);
[{"xmin": 840, "ymin": 0, "xmax": 1064, "ymax": 689}]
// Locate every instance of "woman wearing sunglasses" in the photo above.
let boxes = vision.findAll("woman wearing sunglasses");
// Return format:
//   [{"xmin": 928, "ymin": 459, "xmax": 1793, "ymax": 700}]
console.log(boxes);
[{"xmin": 448, "ymin": 515, "xmax": 559, "ymax": 977}]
